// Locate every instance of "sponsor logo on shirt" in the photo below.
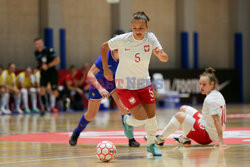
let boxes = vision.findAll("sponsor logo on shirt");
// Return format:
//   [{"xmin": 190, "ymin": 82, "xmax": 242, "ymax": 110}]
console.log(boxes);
[
  {"xmin": 144, "ymin": 45, "xmax": 150, "ymax": 52},
  {"xmin": 125, "ymin": 48, "xmax": 130, "ymax": 51},
  {"xmin": 129, "ymin": 97, "xmax": 136, "ymax": 104}
]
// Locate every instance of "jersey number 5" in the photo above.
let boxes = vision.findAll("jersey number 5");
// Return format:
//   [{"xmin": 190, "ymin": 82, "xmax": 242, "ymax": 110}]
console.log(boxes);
[{"xmin": 135, "ymin": 53, "xmax": 140, "ymax": 63}]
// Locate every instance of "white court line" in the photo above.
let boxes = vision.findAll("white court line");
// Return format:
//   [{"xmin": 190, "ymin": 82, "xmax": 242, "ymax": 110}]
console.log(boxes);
[
  {"xmin": 1, "ymin": 145, "xmax": 249, "ymax": 165},
  {"xmin": 0, "ymin": 152, "xmax": 145, "ymax": 166}
]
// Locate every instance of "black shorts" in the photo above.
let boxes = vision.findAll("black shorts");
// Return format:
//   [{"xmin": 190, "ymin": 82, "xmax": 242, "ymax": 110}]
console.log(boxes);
[{"xmin": 40, "ymin": 69, "xmax": 58, "ymax": 90}]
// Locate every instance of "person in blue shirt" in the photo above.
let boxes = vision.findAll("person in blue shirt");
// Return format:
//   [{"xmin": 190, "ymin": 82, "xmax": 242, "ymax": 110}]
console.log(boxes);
[{"xmin": 69, "ymin": 49, "xmax": 140, "ymax": 147}]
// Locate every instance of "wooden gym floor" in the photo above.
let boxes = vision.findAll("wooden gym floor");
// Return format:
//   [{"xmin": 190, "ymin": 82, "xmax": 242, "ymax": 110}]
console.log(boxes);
[{"xmin": 0, "ymin": 104, "xmax": 250, "ymax": 167}]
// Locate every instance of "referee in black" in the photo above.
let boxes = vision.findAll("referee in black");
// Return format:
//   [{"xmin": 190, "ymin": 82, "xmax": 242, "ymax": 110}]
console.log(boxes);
[{"xmin": 34, "ymin": 37, "xmax": 60, "ymax": 116}]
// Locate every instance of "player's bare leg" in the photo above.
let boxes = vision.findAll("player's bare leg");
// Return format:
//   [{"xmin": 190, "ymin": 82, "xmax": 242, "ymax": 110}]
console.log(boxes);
[
  {"xmin": 69, "ymin": 100, "xmax": 101, "ymax": 146},
  {"xmin": 112, "ymin": 91, "xmax": 140, "ymax": 147}
]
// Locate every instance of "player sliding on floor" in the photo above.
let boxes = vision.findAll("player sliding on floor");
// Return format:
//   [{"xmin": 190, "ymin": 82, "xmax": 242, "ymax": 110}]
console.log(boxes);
[
  {"xmin": 69, "ymin": 49, "xmax": 140, "ymax": 147},
  {"xmin": 149, "ymin": 67, "xmax": 227, "ymax": 148}
]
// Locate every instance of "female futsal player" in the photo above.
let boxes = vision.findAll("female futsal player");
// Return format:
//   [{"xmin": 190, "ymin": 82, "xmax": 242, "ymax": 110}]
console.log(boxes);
[
  {"xmin": 101, "ymin": 11, "xmax": 168, "ymax": 156},
  {"xmin": 154, "ymin": 67, "xmax": 227, "ymax": 147},
  {"xmin": 69, "ymin": 49, "xmax": 140, "ymax": 147}
]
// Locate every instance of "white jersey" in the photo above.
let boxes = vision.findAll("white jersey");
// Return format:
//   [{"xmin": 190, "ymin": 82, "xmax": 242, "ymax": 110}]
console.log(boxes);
[
  {"xmin": 201, "ymin": 90, "xmax": 226, "ymax": 141},
  {"xmin": 108, "ymin": 32, "xmax": 162, "ymax": 90}
]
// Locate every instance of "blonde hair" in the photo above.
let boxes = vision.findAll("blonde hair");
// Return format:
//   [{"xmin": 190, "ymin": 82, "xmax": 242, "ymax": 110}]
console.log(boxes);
[{"xmin": 200, "ymin": 67, "xmax": 219, "ymax": 90}]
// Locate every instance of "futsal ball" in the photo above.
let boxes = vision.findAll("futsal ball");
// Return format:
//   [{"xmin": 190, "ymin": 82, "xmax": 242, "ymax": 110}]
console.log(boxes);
[{"xmin": 96, "ymin": 141, "xmax": 116, "ymax": 162}]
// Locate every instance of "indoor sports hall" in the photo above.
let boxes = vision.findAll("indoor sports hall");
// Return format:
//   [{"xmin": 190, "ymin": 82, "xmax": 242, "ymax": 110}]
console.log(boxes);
[{"xmin": 0, "ymin": 0, "xmax": 250, "ymax": 166}]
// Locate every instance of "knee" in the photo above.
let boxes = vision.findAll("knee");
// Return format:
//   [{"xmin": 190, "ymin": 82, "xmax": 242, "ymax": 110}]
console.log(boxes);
[
  {"xmin": 174, "ymin": 112, "xmax": 186, "ymax": 121},
  {"xmin": 85, "ymin": 111, "xmax": 98, "ymax": 121},
  {"xmin": 30, "ymin": 87, "xmax": 36, "ymax": 93},
  {"xmin": 40, "ymin": 88, "xmax": 46, "ymax": 95},
  {"xmin": 180, "ymin": 105, "xmax": 188, "ymax": 112},
  {"xmin": 21, "ymin": 88, "xmax": 28, "ymax": 94}
]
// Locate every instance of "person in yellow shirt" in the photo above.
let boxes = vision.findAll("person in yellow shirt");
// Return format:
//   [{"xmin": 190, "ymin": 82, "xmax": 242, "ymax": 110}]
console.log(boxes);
[
  {"xmin": 16, "ymin": 67, "xmax": 40, "ymax": 113},
  {"xmin": 0, "ymin": 65, "xmax": 6, "ymax": 115},
  {"xmin": 0, "ymin": 63, "xmax": 21, "ymax": 114}
]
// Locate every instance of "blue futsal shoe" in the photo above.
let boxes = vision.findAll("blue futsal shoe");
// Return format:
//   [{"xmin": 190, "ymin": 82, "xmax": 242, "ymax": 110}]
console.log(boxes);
[
  {"xmin": 147, "ymin": 143, "xmax": 162, "ymax": 156},
  {"xmin": 123, "ymin": 115, "xmax": 134, "ymax": 140}
]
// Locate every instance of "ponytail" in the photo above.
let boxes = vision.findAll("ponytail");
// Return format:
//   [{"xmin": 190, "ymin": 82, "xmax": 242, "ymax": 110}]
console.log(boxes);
[{"xmin": 200, "ymin": 67, "xmax": 219, "ymax": 90}]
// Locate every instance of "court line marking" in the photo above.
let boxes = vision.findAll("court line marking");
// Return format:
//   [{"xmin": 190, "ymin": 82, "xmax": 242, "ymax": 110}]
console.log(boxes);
[
  {"xmin": 227, "ymin": 113, "xmax": 250, "ymax": 118},
  {"xmin": 1, "ymin": 145, "xmax": 250, "ymax": 165},
  {"xmin": 0, "ymin": 152, "xmax": 145, "ymax": 165}
]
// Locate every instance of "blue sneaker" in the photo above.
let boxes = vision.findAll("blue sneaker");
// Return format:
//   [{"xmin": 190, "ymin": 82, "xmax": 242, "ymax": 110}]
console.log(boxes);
[
  {"xmin": 123, "ymin": 115, "xmax": 134, "ymax": 139},
  {"xmin": 147, "ymin": 143, "xmax": 162, "ymax": 156}
]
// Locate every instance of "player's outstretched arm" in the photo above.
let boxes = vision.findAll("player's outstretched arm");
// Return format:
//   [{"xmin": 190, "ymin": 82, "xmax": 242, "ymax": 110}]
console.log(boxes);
[
  {"xmin": 87, "ymin": 64, "xmax": 109, "ymax": 98},
  {"xmin": 101, "ymin": 42, "xmax": 113, "ymax": 81},
  {"xmin": 212, "ymin": 114, "xmax": 227, "ymax": 148},
  {"xmin": 153, "ymin": 47, "xmax": 168, "ymax": 62}
]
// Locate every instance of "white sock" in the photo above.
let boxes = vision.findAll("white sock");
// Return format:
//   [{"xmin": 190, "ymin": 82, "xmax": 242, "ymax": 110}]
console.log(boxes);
[
  {"xmin": 0, "ymin": 94, "xmax": 5, "ymax": 108},
  {"xmin": 2, "ymin": 93, "xmax": 10, "ymax": 109},
  {"xmin": 21, "ymin": 88, "xmax": 29, "ymax": 110},
  {"xmin": 126, "ymin": 115, "xmax": 146, "ymax": 127},
  {"xmin": 14, "ymin": 93, "xmax": 21, "ymax": 109},
  {"xmin": 50, "ymin": 93, "xmax": 56, "ymax": 108},
  {"xmin": 145, "ymin": 116, "xmax": 158, "ymax": 146},
  {"xmin": 30, "ymin": 88, "xmax": 37, "ymax": 110},
  {"xmin": 161, "ymin": 116, "xmax": 181, "ymax": 139}
]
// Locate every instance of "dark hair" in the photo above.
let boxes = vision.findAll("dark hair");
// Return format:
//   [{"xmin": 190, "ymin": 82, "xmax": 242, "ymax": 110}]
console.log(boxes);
[
  {"xmin": 200, "ymin": 67, "xmax": 219, "ymax": 90},
  {"xmin": 132, "ymin": 11, "xmax": 150, "ymax": 24},
  {"xmin": 69, "ymin": 65, "xmax": 76, "ymax": 70},
  {"xmin": 34, "ymin": 37, "xmax": 43, "ymax": 42},
  {"xmin": 7, "ymin": 62, "xmax": 15, "ymax": 68}
]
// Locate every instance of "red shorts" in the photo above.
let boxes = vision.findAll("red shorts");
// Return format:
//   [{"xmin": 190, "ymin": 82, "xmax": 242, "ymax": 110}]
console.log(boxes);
[
  {"xmin": 187, "ymin": 112, "xmax": 212, "ymax": 145},
  {"xmin": 116, "ymin": 84, "xmax": 156, "ymax": 110}
]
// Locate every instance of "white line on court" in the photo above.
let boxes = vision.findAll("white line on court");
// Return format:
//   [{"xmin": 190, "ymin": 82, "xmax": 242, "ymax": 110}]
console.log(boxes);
[{"xmin": 0, "ymin": 152, "xmax": 145, "ymax": 165}]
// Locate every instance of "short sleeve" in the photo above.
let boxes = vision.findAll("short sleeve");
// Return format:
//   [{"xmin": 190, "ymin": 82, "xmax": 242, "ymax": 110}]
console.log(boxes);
[
  {"xmin": 17, "ymin": 75, "xmax": 24, "ymax": 83},
  {"xmin": 31, "ymin": 75, "xmax": 35, "ymax": 85},
  {"xmin": 49, "ymin": 48, "xmax": 57, "ymax": 57},
  {"xmin": 34, "ymin": 73, "xmax": 40, "ymax": 82},
  {"xmin": 108, "ymin": 34, "xmax": 124, "ymax": 50},
  {"xmin": 207, "ymin": 100, "xmax": 221, "ymax": 116},
  {"xmin": 94, "ymin": 55, "xmax": 103, "ymax": 70},
  {"xmin": 149, "ymin": 33, "xmax": 163, "ymax": 50}
]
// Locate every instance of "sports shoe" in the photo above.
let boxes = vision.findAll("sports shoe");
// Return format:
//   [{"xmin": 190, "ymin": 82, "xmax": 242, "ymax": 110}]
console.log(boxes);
[
  {"xmin": 16, "ymin": 108, "xmax": 23, "ymax": 114},
  {"xmin": 123, "ymin": 115, "xmax": 134, "ymax": 139},
  {"xmin": 173, "ymin": 135, "xmax": 191, "ymax": 145},
  {"xmin": 64, "ymin": 98, "xmax": 71, "ymax": 111},
  {"xmin": 51, "ymin": 107, "xmax": 58, "ymax": 113},
  {"xmin": 144, "ymin": 135, "xmax": 165, "ymax": 146},
  {"xmin": 25, "ymin": 108, "xmax": 31, "ymax": 114},
  {"xmin": 69, "ymin": 131, "xmax": 80, "ymax": 146},
  {"xmin": 155, "ymin": 135, "xmax": 165, "ymax": 146},
  {"xmin": 147, "ymin": 143, "xmax": 162, "ymax": 156},
  {"xmin": 129, "ymin": 138, "xmax": 140, "ymax": 147},
  {"xmin": 1, "ymin": 108, "xmax": 11, "ymax": 114},
  {"xmin": 32, "ymin": 108, "xmax": 40, "ymax": 113}
]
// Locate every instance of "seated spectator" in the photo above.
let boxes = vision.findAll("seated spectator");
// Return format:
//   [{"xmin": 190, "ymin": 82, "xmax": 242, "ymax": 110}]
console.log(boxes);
[
  {"xmin": 0, "ymin": 65, "xmax": 6, "ymax": 114},
  {"xmin": 75, "ymin": 64, "xmax": 90, "ymax": 108},
  {"xmin": 16, "ymin": 67, "xmax": 40, "ymax": 113},
  {"xmin": 59, "ymin": 65, "xmax": 85, "ymax": 111},
  {"xmin": 0, "ymin": 63, "xmax": 21, "ymax": 114}
]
